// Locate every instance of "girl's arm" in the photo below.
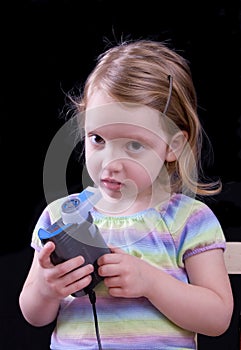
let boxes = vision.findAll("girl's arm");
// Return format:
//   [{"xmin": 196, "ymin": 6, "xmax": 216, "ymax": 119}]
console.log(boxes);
[
  {"xmin": 146, "ymin": 248, "xmax": 233, "ymax": 336},
  {"xmin": 98, "ymin": 247, "xmax": 233, "ymax": 336},
  {"xmin": 19, "ymin": 241, "xmax": 94, "ymax": 326}
]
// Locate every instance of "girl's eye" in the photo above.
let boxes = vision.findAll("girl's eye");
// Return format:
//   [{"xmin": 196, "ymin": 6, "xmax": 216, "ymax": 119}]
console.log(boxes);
[
  {"xmin": 90, "ymin": 134, "xmax": 105, "ymax": 145},
  {"xmin": 126, "ymin": 141, "xmax": 145, "ymax": 153}
]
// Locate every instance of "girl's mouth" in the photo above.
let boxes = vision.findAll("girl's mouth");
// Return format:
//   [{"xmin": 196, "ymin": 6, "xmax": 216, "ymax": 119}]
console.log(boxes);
[{"xmin": 101, "ymin": 178, "xmax": 122, "ymax": 191}]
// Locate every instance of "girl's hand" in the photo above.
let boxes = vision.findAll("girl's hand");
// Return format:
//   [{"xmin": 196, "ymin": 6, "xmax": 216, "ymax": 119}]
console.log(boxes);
[
  {"xmin": 97, "ymin": 246, "xmax": 149, "ymax": 298},
  {"xmin": 37, "ymin": 241, "xmax": 94, "ymax": 299}
]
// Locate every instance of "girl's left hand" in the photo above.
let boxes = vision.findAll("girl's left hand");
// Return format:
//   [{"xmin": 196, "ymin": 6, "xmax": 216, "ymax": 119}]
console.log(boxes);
[{"xmin": 97, "ymin": 247, "xmax": 150, "ymax": 298}]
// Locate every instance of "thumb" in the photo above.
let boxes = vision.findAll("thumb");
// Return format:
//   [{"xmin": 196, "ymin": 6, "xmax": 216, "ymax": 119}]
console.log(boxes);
[
  {"xmin": 109, "ymin": 245, "xmax": 127, "ymax": 254},
  {"xmin": 38, "ymin": 241, "xmax": 56, "ymax": 268}
]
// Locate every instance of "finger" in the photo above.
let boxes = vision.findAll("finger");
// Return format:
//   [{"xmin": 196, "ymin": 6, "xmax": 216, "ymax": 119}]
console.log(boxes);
[
  {"xmin": 108, "ymin": 287, "xmax": 123, "ymax": 298},
  {"xmin": 57, "ymin": 255, "xmax": 85, "ymax": 275},
  {"xmin": 98, "ymin": 246, "xmax": 127, "ymax": 266},
  {"xmin": 38, "ymin": 241, "xmax": 56, "ymax": 268},
  {"xmin": 109, "ymin": 246, "xmax": 127, "ymax": 254},
  {"xmin": 63, "ymin": 263, "xmax": 94, "ymax": 286},
  {"xmin": 98, "ymin": 262, "xmax": 121, "ymax": 277},
  {"xmin": 98, "ymin": 252, "xmax": 121, "ymax": 266},
  {"xmin": 63, "ymin": 275, "xmax": 92, "ymax": 296}
]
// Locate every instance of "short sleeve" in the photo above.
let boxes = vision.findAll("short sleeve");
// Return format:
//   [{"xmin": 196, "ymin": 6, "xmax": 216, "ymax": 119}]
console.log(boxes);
[
  {"xmin": 176, "ymin": 200, "xmax": 226, "ymax": 267},
  {"xmin": 162, "ymin": 194, "xmax": 226, "ymax": 269}
]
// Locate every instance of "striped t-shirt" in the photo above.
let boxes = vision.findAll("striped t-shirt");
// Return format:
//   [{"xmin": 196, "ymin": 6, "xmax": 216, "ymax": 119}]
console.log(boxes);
[{"xmin": 31, "ymin": 191, "xmax": 226, "ymax": 350}]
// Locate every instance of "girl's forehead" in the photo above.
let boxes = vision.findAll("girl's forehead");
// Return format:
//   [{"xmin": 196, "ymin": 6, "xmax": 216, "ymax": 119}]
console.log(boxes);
[
  {"xmin": 85, "ymin": 103, "xmax": 165, "ymax": 138},
  {"xmin": 86, "ymin": 90, "xmax": 159, "ymax": 126},
  {"xmin": 85, "ymin": 90, "xmax": 176, "ymax": 140}
]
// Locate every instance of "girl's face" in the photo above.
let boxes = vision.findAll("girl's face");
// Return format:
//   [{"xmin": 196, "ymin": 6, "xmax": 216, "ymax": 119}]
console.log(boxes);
[{"xmin": 84, "ymin": 90, "xmax": 175, "ymax": 214}]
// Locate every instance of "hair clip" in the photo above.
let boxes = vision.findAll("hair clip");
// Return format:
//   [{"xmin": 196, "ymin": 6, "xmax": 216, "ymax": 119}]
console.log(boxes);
[{"xmin": 163, "ymin": 75, "xmax": 173, "ymax": 115}]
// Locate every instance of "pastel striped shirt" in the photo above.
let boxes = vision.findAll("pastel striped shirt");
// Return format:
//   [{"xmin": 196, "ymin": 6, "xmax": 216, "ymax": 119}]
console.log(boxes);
[{"xmin": 31, "ymin": 192, "xmax": 226, "ymax": 350}]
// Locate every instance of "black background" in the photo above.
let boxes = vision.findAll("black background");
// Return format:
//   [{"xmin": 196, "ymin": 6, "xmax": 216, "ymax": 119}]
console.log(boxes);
[{"xmin": 1, "ymin": 1, "xmax": 240, "ymax": 349}]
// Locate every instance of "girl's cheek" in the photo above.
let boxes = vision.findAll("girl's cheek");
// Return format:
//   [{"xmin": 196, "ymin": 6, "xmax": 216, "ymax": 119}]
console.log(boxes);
[{"xmin": 86, "ymin": 155, "xmax": 102, "ymax": 180}]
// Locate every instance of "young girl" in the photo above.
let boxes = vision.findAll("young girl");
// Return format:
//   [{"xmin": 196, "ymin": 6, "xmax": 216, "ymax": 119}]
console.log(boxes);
[{"xmin": 19, "ymin": 39, "xmax": 233, "ymax": 350}]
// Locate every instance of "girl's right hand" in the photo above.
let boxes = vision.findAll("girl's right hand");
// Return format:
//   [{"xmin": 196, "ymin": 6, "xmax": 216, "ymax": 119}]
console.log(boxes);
[{"xmin": 37, "ymin": 241, "xmax": 94, "ymax": 299}]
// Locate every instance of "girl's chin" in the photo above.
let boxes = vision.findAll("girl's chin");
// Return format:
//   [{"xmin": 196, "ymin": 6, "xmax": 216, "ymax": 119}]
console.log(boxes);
[
  {"xmin": 96, "ymin": 188, "xmax": 140, "ymax": 216},
  {"xmin": 100, "ymin": 186, "xmax": 139, "ymax": 203},
  {"xmin": 99, "ymin": 186, "xmax": 122, "ymax": 201}
]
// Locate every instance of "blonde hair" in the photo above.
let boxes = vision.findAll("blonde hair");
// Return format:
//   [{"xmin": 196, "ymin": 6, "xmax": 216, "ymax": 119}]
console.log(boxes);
[{"xmin": 71, "ymin": 39, "xmax": 221, "ymax": 197}]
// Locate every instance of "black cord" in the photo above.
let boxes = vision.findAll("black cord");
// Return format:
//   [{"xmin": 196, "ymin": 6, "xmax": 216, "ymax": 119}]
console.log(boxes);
[{"xmin": 88, "ymin": 290, "xmax": 103, "ymax": 350}]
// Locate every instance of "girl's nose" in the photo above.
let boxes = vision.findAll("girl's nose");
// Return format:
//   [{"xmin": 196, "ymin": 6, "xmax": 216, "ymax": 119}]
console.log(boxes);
[
  {"xmin": 103, "ymin": 158, "xmax": 124, "ymax": 172},
  {"xmin": 102, "ymin": 144, "xmax": 124, "ymax": 172}
]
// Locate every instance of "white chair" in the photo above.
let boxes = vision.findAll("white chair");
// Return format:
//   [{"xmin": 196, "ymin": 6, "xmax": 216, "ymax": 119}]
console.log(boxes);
[{"xmin": 224, "ymin": 242, "xmax": 241, "ymax": 274}]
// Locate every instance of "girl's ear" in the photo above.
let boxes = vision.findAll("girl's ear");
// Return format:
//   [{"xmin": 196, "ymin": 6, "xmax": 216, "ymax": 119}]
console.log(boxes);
[{"xmin": 165, "ymin": 131, "xmax": 188, "ymax": 162}]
